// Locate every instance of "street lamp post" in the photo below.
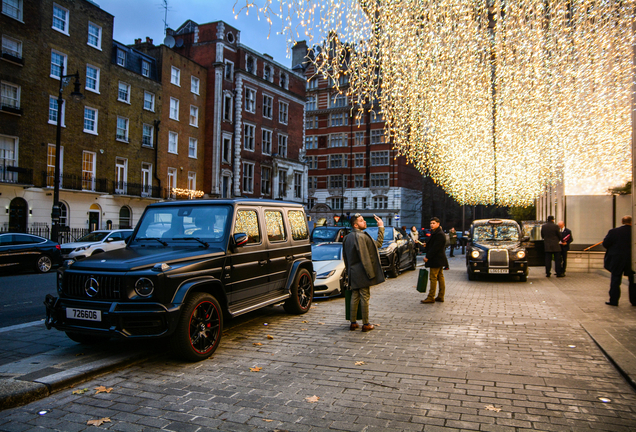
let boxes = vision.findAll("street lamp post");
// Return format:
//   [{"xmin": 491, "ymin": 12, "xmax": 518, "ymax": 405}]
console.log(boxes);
[{"xmin": 51, "ymin": 65, "xmax": 83, "ymax": 243}]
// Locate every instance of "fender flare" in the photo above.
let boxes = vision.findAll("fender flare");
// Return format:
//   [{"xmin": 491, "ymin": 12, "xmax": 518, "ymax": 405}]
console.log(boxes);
[
  {"xmin": 171, "ymin": 276, "xmax": 226, "ymax": 307},
  {"xmin": 285, "ymin": 258, "xmax": 314, "ymax": 292}
]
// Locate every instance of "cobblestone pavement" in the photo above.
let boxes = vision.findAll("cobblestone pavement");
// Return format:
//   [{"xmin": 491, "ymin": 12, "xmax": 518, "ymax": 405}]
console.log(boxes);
[{"xmin": 1, "ymin": 257, "xmax": 636, "ymax": 432}]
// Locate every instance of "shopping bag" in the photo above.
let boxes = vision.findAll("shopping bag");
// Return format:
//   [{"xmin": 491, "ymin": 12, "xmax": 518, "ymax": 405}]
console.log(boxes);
[
  {"xmin": 417, "ymin": 268, "xmax": 429, "ymax": 293},
  {"xmin": 344, "ymin": 289, "xmax": 363, "ymax": 321}
]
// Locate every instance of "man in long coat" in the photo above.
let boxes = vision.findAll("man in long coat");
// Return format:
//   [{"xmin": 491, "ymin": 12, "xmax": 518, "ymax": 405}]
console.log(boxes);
[
  {"xmin": 343, "ymin": 214, "xmax": 384, "ymax": 332},
  {"xmin": 421, "ymin": 217, "xmax": 448, "ymax": 303},
  {"xmin": 602, "ymin": 215, "xmax": 635, "ymax": 306},
  {"xmin": 541, "ymin": 216, "xmax": 563, "ymax": 277}
]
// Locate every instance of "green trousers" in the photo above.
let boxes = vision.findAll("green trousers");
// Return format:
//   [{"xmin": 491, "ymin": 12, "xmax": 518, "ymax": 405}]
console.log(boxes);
[{"xmin": 350, "ymin": 286, "xmax": 371, "ymax": 324}]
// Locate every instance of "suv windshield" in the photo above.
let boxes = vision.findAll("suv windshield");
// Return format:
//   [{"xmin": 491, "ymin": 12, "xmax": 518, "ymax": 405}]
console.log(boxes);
[
  {"xmin": 132, "ymin": 205, "xmax": 231, "ymax": 245},
  {"xmin": 473, "ymin": 224, "xmax": 519, "ymax": 242},
  {"xmin": 365, "ymin": 227, "xmax": 394, "ymax": 241},
  {"xmin": 77, "ymin": 232, "xmax": 109, "ymax": 242},
  {"xmin": 311, "ymin": 245, "xmax": 342, "ymax": 261}
]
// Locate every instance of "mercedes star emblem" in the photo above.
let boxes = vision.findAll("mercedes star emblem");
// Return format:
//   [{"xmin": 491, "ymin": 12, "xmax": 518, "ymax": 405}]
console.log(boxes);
[{"xmin": 85, "ymin": 277, "xmax": 100, "ymax": 297}]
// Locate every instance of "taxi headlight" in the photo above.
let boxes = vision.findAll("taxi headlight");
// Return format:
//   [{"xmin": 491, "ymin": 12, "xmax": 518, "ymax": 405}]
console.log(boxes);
[
  {"xmin": 134, "ymin": 277, "xmax": 154, "ymax": 297},
  {"xmin": 517, "ymin": 250, "xmax": 526, "ymax": 259},
  {"xmin": 471, "ymin": 250, "xmax": 480, "ymax": 259}
]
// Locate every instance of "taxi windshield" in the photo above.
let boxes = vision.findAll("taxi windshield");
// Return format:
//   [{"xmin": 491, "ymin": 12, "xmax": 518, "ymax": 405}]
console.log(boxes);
[{"xmin": 473, "ymin": 224, "xmax": 519, "ymax": 242}]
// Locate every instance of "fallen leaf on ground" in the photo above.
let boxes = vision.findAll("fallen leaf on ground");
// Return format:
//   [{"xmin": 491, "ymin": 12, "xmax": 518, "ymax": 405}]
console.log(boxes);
[
  {"xmin": 263, "ymin": 419, "xmax": 273, "ymax": 422},
  {"xmin": 267, "ymin": 335, "xmax": 274, "ymax": 340},
  {"xmin": 302, "ymin": 320, "xmax": 308, "ymax": 323},
  {"xmin": 250, "ymin": 366, "xmax": 262, "ymax": 372},
  {"xmin": 318, "ymin": 322, "xmax": 325, "ymax": 325},
  {"xmin": 301, "ymin": 328, "xmax": 308, "ymax": 331},
  {"xmin": 94, "ymin": 386, "xmax": 112, "ymax": 394},
  {"xmin": 305, "ymin": 395, "xmax": 320, "ymax": 403},
  {"xmin": 253, "ymin": 342, "xmax": 263, "ymax": 346},
  {"xmin": 87, "ymin": 417, "xmax": 111, "ymax": 426},
  {"xmin": 75, "ymin": 353, "xmax": 84, "ymax": 357},
  {"xmin": 72, "ymin": 388, "xmax": 89, "ymax": 395},
  {"xmin": 355, "ymin": 361, "xmax": 366, "ymax": 366},
  {"xmin": 484, "ymin": 405, "xmax": 502, "ymax": 412}
]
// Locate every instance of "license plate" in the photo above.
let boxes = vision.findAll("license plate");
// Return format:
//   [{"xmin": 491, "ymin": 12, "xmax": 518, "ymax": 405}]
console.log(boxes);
[
  {"xmin": 66, "ymin": 308, "xmax": 102, "ymax": 321},
  {"xmin": 489, "ymin": 269, "xmax": 509, "ymax": 274}
]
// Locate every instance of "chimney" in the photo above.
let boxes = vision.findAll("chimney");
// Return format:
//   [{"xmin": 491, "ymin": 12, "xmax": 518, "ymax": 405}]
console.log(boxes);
[
  {"xmin": 146, "ymin": 37, "xmax": 153, "ymax": 45},
  {"xmin": 134, "ymin": 38, "xmax": 142, "ymax": 45},
  {"xmin": 292, "ymin": 40, "xmax": 308, "ymax": 70}
]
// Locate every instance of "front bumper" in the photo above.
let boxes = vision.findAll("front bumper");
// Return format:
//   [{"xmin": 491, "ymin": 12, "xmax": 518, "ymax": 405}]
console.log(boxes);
[
  {"xmin": 44, "ymin": 294, "xmax": 181, "ymax": 338},
  {"xmin": 467, "ymin": 259, "xmax": 528, "ymax": 275}
]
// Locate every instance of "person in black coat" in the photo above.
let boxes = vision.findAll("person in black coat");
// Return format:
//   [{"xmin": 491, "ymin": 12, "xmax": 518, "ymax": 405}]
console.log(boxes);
[
  {"xmin": 558, "ymin": 221, "xmax": 573, "ymax": 274},
  {"xmin": 421, "ymin": 217, "xmax": 448, "ymax": 304},
  {"xmin": 541, "ymin": 216, "xmax": 563, "ymax": 277},
  {"xmin": 602, "ymin": 215, "xmax": 635, "ymax": 306}
]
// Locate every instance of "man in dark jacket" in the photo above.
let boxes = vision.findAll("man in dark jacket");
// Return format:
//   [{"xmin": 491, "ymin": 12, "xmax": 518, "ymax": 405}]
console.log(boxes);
[
  {"xmin": 557, "ymin": 220, "xmax": 573, "ymax": 274},
  {"xmin": 422, "ymin": 217, "xmax": 448, "ymax": 303},
  {"xmin": 541, "ymin": 216, "xmax": 563, "ymax": 277},
  {"xmin": 343, "ymin": 214, "xmax": 385, "ymax": 331},
  {"xmin": 602, "ymin": 215, "xmax": 635, "ymax": 306}
]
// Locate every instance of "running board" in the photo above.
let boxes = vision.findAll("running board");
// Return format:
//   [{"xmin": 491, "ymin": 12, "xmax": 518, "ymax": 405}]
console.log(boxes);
[{"xmin": 228, "ymin": 292, "xmax": 290, "ymax": 317}]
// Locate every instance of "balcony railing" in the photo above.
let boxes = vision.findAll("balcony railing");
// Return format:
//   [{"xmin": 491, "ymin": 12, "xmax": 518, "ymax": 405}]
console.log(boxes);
[
  {"xmin": 1, "ymin": 164, "xmax": 32, "ymax": 184},
  {"xmin": 1, "ymin": 50, "xmax": 23, "ymax": 65}
]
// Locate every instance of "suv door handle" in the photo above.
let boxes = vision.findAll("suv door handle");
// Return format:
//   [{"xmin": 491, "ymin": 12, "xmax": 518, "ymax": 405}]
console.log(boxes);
[
  {"xmin": 259, "ymin": 260, "xmax": 268, "ymax": 266},
  {"xmin": 286, "ymin": 255, "xmax": 293, "ymax": 261}
]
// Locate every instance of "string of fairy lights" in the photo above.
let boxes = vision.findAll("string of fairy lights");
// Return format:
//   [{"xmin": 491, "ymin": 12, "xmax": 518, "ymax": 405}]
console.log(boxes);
[{"xmin": 235, "ymin": 0, "xmax": 634, "ymax": 206}]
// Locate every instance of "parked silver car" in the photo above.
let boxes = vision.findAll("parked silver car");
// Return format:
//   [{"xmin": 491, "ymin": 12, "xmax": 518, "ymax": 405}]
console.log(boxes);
[{"xmin": 60, "ymin": 229, "xmax": 133, "ymax": 260}]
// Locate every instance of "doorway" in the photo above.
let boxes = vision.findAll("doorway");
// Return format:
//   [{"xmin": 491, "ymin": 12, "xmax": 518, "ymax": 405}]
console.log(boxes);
[
  {"xmin": 88, "ymin": 203, "xmax": 101, "ymax": 232},
  {"xmin": 9, "ymin": 197, "xmax": 27, "ymax": 232}
]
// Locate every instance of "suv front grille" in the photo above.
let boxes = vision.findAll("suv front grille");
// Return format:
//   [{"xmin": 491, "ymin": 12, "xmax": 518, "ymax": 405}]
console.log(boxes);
[
  {"xmin": 61, "ymin": 248, "xmax": 74, "ymax": 255},
  {"xmin": 64, "ymin": 273, "xmax": 124, "ymax": 300},
  {"xmin": 488, "ymin": 249, "xmax": 509, "ymax": 267}
]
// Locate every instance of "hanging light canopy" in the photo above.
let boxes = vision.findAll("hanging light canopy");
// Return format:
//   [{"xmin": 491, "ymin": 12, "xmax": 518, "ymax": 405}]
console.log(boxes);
[{"xmin": 236, "ymin": 0, "xmax": 634, "ymax": 206}]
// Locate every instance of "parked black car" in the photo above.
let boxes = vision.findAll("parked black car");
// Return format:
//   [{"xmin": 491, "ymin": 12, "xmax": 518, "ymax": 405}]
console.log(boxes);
[
  {"xmin": 0, "ymin": 233, "xmax": 62, "ymax": 273},
  {"xmin": 466, "ymin": 219, "xmax": 529, "ymax": 281},
  {"xmin": 44, "ymin": 199, "xmax": 314, "ymax": 361},
  {"xmin": 364, "ymin": 226, "xmax": 417, "ymax": 277},
  {"xmin": 310, "ymin": 226, "xmax": 350, "ymax": 244}
]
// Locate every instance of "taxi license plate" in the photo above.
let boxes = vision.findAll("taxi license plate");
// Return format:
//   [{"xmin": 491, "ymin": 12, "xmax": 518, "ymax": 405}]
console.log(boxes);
[
  {"xmin": 66, "ymin": 308, "xmax": 101, "ymax": 322},
  {"xmin": 489, "ymin": 269, "xmax": 509, "ymax": 274}
]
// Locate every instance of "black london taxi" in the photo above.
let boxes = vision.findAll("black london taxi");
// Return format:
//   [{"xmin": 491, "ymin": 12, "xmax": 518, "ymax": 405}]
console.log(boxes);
[
  {"xmin": 466, "ymin": 219, "xmax": 529, "ymax": 282},
  {"xmin": 45, "ymin": 199, "xmax": 314, "ymax": 361}
]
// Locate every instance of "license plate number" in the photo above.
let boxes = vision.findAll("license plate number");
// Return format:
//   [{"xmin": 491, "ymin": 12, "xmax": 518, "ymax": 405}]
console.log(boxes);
[
  {"xmin": 489, "ymin": 269, "xmax": 509, "ymax": 274},
  {"xmin": 66, "ymin": 308, "xmax": 101, "ymax": 321}
]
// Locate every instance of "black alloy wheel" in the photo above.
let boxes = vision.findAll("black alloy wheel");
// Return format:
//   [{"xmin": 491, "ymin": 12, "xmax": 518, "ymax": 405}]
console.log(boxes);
[
  {"xmin": 173, "ymin": 292, "xmax": 223, "ymax": 361},
  {"xmin": 284, "ymin": 268, "xmax": 313, "ymax": 314}
]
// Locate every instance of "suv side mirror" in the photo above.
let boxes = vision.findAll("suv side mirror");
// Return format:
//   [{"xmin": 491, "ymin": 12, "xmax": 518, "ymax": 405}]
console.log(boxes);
[
  {"xmin": 233, "ymin": 233, "xmax": 249, "ymax": 247},
  {"xmin": 105, "ymin": 237, "xmax": 115, "ymax": 242}
]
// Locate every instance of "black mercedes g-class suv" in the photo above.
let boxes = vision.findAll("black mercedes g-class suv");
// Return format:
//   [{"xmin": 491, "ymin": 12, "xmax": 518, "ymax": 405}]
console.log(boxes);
[{"xmin": 45, "ymin": 199, "xmax": 314, "ymax": 361}]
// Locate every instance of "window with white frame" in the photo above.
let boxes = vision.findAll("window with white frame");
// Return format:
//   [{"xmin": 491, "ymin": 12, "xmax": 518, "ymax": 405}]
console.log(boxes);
[
  {"xmin": 280, "ymin": 72, "xmax": 288, "ymax": 89},
  {"xmin": 246, "ymin": 56, "xmax": 255, "ymax": 74},
  {"xmin": 261, "ymin": 166, "xmax": 271, "ymax": 195},
  {"xmin": 142, "ymin": 124, "xmax": 153, "ymax": 147},
  {"xmin": 82, "ymin": 151, "xmax": 96, "ymax": 191},
  {"xmin": 115, "ymin": 157, "xmax": 127, "ymax": 194},
  {"xmin": 50, "ymin": 50, "xmax": 67, "ymax": 79},
  {"xmin": 116, "ymin": 116, "xmax": 129, "ymax": 142},
  {"xmin": 329, "ymin": 133, "xmax": 346, "ymax": 148},
  {"xmin": 371, "ymin": 129, "xmax": 385, "ymax": 144},
  {"xmin": 83, "ymin": 107, "xmax": 98, "ymax": 134},
  {"xmin": 305, "ymin": 136, "xmax": 317, "ymax": 150},
  {"xmin": 307, "ymin": 198, "xmax": 316, "ymax": 209},
  {"xmin": 370, "ymin": 150, "xmax": 389, "ymax": 166},
  {"xmin": 188, "ymin": 137, "xmax": 197, "ymax": 158},
  {"xmin": 294, "ymin": 172, "xmax": 302, "ymax": 198},
  {"xmin": 245, "ymin": 87, "xmax": 256, "ymax": 113},
  {"xmin": 143, "ymin": 91, "xmax": 154, "ymax": 111},
  {"xmin": 46, "ymin": 143, "xmax": 63, "ymax": 188},
  {"xmin": 279, "ymin": 101, "xmax": 288, "ymax": 124},
  {"xmin": 170, "ymin": 66, "xmax": 180, "ymax": 86},
  {"xmin": 330, "ymin": 197, "xmax": 343, "ymax": 210},
  {"xmin": 189, "ymin": 105, "xmax": 198, "ymax": 126},
  {"xmin": 85, "ymin": 65, "xmax": 99, "ymax": 93},
  {"xmin": 278, "ymin": 170, "xmax": 287, "ymax": 198},
  {"xmin": 307, "ymin": 78, "xmax": 317, "ymax": 90},
  {"xmin": 2, "ymin": 35, "xmax": 21, "ymax": 59},
  {"xmin": 352, "ymin": 197, "xmax": 358, "ymax": 209},
  {"xmin": 242, "ymin": 162, "xmax": 254, "ymax": 193},
  {"xmin": 278, "ymin": 134, "xmax": 288, "ymax": 157},
  {"xmin": 223, "ymin": 94, "xmax": 232, "ymax": 121},
  {"xmin": 263, "ymin": 65, "xmax": 272, "ymax": 82},
  {"xmin": 87, "ymin": 22, "xmax": 102, "ymax": 49},
  {"xmin": 370, "ymin": 173, "xmax": 389, "ymax": 187},
  {"xmin": 224, "ymin": 60, "xmax": 233, "ymax": 81},
  {"xmin": 1, "ymin": 82, "xmax": 20, "ymax": 109},
  {"xmin": 306, "ymin": 115, "xmax": 317, "ymax": 129},
  {"xmin": 330, "ymin": 112, "xmax": 348, "ymax": 127},
  {"xmin": 141, "ymin": 60, "xmax": 150, "ymax": 77},
  {"xmin": 371, "ymin": 110, "xmax": 384, "ymax": 123},
  {"xmin": 330, "ymin": 93, "xmax": 347, "ymax": 108},
  {"xmin": 141, "ymin": 162, "xmax": 152, "ymax": 196},
  {"xmin": 306, "ymin": 155, "xmax": 317, "ymax": 169},
  {"xmin": 167, "ymin": 167, "xmax": 177, "ymax": 197},
  {"xmin": 308, "ymin": 176, "xmax": 317, "ymax": 190},
  {"xmin": 329, "ymin": 175, "xmax": 343, "ymax": 189},
  {"xmin": 373, "ymin": 196, "xmax": 388, "ymax": 209},
  {"xmin": 2, "ymin": 0, "xmax": 23, "ymax": 20},
  {"xmin": 362, "ymin": 197, "xmax": 367, "ymax": 209},
  {"xmin": 354, "ymin": 174, "xmax": 364, "ymax": 188},
  {"xmin": 116, "ymin": 48, "xmax": 126, "ymax": 66},
  {"xmin": 262, "ymin": 94, "xmax": 273, "ymax": 118},
  {"xmin": 222, "ymin": 134, "xmax": 232, "ymax": 163},
  {"xmin": 191, "ymin": 76, "xmax": 199, "ymax": 94},
  {"xmin": 262, "ymin": 129, "xmax": 272, "ymax": 155},
  {"xmin": 355, "ymin": 153, "xmax": 364, "ymax": 167},
  {"xmin": 52, "ymin": 3, "xmax": 69, "ymax": 34},
  {"xmin": 355, "ymin": 131, "xmax": 365, "ymax": 146},
  {"xmin": 244, "ymin": 123, "xmax": 255, "ymax": 151},
  {"xmin": 168, "ymin": 131, "xmax": 178, "ymax": 154},
  {"xmin": 169, "ymin": 97, "xmax": 179, "ymax": 120},
  {"xmin": 0, "ymin": 135, "xmax": 17, "ymax": 183},
  {"xmin": 118, "ymin": 82, "xmax": 130, "ymax": 103},
  {"xmin": 188, "ymin": 171, "xmax": 196, "ymax": 191},
  {"xmin": 48, "ymin": 95, "xmax": 64, "ymax": 125},
  {"xmin": 329, "ymin": 154, "xmax": 347, "ymax": 169},
  {"xmin": 306, "ymin": 95, "xmax": 316, "ymax": 111}
]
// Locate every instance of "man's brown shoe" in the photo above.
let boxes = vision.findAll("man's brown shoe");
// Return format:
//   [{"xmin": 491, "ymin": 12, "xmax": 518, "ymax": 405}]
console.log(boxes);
[
  {"xmin": 435, "ymin": 297, "xmax": 444, "ymax": 302},
  {"xmin": 349, "ymin": 322, "xmax": 359, "ymax": 330},
  {"xmin": 361, "ymin": 324, "xmax": 374, "ymax": 332},
  {"xmin": 421, "ymin": 298, "xmax": 435, "ymax": 303}
]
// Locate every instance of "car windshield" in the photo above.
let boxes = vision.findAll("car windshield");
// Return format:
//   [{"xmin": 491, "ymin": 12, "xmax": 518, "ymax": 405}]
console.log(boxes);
[
  {"xmin": 365, "ymin": 227, "xmax": 394, "ymax": 241},
  {"xmin": 473, "ymin": 224, "xmax": 519, "ymax": 242},
  {"xmin": 312, "ymin": 228, "xmax": 338, "ymax": 242},
  {"xmin": 77, "ymin": 232, "xmax": 109, "ymax": 242},
  {"xmin": 312, "ymin": 245, "xmax": 342, "ymax": 261},
  {"xmin": 132, "ymin": 205, "xmax": 231, "ymax": 245}
]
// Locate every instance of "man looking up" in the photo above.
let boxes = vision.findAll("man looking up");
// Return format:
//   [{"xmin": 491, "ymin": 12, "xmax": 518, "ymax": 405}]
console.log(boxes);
[{"xmin": 421, "ymin": 217, "xmax": 448, "ymax": 303}]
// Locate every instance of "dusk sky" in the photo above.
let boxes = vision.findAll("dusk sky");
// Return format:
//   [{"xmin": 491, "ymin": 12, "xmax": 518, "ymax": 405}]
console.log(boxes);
[{"xmin": 96, "ymin": 0, "xmax": 294, "ymax": 67}]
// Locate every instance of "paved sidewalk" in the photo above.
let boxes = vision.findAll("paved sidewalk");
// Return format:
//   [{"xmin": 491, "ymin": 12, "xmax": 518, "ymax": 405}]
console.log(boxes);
[{"xmin": 0, "ymin": 255, "xmax": 635, "ymax": 431}]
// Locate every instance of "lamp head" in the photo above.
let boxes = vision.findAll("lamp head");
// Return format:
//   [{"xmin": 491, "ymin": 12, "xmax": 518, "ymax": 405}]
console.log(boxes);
[{"xmin": 70, "ymin": 72, "xmax": 84, "ymax": 101}]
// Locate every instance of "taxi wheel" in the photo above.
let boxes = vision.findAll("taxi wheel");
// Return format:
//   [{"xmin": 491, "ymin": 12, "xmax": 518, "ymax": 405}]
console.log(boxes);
[
  {"xmin": 172, "ymin": 292, "xmax": 223, "ymax": 361},
  {"xmin": 35, "ymin": 255, "xmax": 53, "ymax": 273},
  {"xmin": 284, "ymin": 268, "xmax": 313, "ymax": 314},
  {"xmin": 467, "ymin": 270, "xmax": 477, "ymax": 281},
  {"xmin": 65, "ymin": 331, "xmax": 110, "ymax": 345}
]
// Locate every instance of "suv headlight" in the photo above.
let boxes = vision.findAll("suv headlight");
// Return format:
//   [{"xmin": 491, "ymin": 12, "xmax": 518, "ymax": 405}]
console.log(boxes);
[
  {"xmin": 471, "ymin": 250, "xmax": 480, "ymax": 259},
  {"xmin": 316, "ymin": 270, "xmax": 336, "ymax": 279},
  {"xmin": 517, "ymin": 250, "xmax": 526, "ymax": 259},
  {"xmin": 75, "ymin": 246, "xmax": 89, "ymax": 252},
  {"xmin": 135, "ymin": 278, "xmax": 154, "ymax": 297}
]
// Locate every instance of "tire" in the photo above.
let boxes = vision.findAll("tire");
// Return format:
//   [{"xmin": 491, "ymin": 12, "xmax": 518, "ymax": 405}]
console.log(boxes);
[
  {"xmin": 388, "ymin": 255, "xmax": 399, "ymax": 278},
  {"xmin": 519, "ymin": 272, "xmax": 528, "ymax": 282},
  {"xmin": 172, "ymin": 292, "xmax": 223, "ymax": 361},
  {"xmin": 467, "ymin": 269, "xmax": 477, "ymax": 281},
  {"xmin": 410, "ymin": 250, "xmax": 417, "ymax": 270},
  {"xmin": 65, "ymin": 331, "xmax": 110, "ymax": 345},
  {"xmin": 283, "ymin": 268, "xmax": 313, "ymax": 314},
  {"xmin": 35, "ymin": 254, "xmax": 53, "ymax": 273},
  {"xmin": 91, "ymin": 249, "xmax": 104, "ymax": 256}
]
